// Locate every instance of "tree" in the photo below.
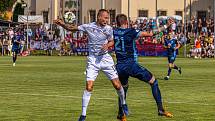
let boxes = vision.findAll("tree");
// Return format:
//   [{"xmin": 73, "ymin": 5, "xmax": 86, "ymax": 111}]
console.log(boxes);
[
  {"xmin": 12, "ymin": 3, "xmax": 24, "ymax": 22},
  {"xmin": 65, "ymin": 0, "xmax": 77, "ymax": 9},
  {"xmin": 0, "ymin": 0, "xmax": 16, "ymax": 20},
  {"xmin": 0, "ymin": 0, "xmax": 15, "ymax": 12}
]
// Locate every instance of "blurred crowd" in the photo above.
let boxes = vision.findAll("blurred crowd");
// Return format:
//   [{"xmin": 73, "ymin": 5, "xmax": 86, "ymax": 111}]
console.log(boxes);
[
  {"xmin": 0, "ymin": 25, "xmax": 88, "ymax": 56},
  {"xmin": 0, "ymin": 17, "xmax": 214, "ymax": 58},
  {"xmin": 112, "ymin": 17, "xmax": 215, "ymax": 58}
]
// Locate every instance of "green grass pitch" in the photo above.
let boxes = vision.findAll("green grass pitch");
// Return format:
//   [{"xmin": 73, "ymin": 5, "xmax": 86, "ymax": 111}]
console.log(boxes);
[{"xmin": 0, "ymin": 56, "xmax": 215, "ymax": 121}]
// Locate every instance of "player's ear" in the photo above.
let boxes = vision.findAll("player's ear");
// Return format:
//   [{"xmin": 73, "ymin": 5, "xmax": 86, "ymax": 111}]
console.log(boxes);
[
  {"xmin": 125, "ymin": 21, "xmax": 129, "ymax": 26},
  {"xmin": 97, "ymin": 15, "xmax": 101, "ymax": 21}
]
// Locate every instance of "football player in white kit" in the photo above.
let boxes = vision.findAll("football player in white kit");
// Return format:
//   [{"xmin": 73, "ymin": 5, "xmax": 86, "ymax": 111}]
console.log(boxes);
[{"xmin": 54, "ymin": 9, "xmax": 128, "ymax": 121}]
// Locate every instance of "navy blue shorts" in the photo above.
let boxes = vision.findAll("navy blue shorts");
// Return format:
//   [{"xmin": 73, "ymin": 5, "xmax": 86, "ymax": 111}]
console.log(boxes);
[
  {"xmin": 116, "ymin": 62, "xmax": 153, "ymax": 85},
  {"xmin": 168, "ymin": 56, "xmax": 176, "ymax": 63},
  {"xmin": 12, "ymin": 46, "xmax": 20, "ymax": 54}
]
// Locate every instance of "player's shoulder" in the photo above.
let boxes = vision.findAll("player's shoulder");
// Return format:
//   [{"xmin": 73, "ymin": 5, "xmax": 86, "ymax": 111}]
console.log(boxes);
[
  {"xmin": 122, "ymin": 28, "xmax": 138, "ymax": 32},
  {"xmin": 104, "ymin": 24, "xmax": 113, "ymax": 31},
  {"xmin": 124, "ymin": 28, "xmax": 140, "ymax": 33},
  {"xmin": 113, "ymin": 28, "xmax": 129, "ymax": 34},
  {"xmin": 128, "ymin": 28, "xmax": 141, "ymax": 37},
  {"xmin": 133, "ymin": 28, "xmax": 141, "ymax": 33},
  {"xmin": 84, "ymin": 22, "xmax": 96, "ymax": 27},
  {"xmin": 173, "ymin": 38, "xmax": 179, "ymax": 42},
  {"xmin": 79, "ymin": 22, "xmax": 96, "ymax": 28}
]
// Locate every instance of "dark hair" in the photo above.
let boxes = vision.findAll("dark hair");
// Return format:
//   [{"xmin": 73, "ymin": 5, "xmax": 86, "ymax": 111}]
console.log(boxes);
[
  {"xmin": 97, "ymin": 9, "xmax": 109, "ymax": 18},
  {"xmin": 116, "ymin": 14, "xmax": 128, "ymax": 27}
]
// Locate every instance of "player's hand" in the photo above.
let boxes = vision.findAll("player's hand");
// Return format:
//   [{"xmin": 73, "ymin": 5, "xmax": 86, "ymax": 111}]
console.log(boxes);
[
  {"xmin": 167, "ymin": 18, "xmax": 174, "ymax": 26},
  {"xmin": 101, "ymin": 44, "xmax": 109, "ymax": 51},
  {"xmin": 53, "ymin": 19, "xmax": 64, "ymax": 25},
  {"xmin": 168, "ymin": 43, "xmax": 171, "ymax": 48},
  {"xmin": 149, "ymin": 31, "xmax": 153, "ymax": 36}
]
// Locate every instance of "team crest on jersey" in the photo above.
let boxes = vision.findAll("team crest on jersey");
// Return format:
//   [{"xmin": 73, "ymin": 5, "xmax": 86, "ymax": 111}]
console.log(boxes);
[{"xmin": 136, "ymin": 30, "xmax": 140, "ymax": 33}]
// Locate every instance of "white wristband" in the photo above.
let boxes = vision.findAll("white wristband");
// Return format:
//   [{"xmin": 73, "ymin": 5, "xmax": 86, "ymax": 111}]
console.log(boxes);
[{"xmin": 164, "ymin": 25, "xmax": 167, "ymax": 29}]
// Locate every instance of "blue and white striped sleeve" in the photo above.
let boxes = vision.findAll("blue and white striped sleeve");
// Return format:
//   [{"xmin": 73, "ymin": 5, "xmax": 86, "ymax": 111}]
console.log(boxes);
[
  {"xmin": 107, "ymin": 27, "xmax": 114, "ymax": 40},
  {"xmin": 78, "ymin": 24, "xmax": 88, "ymax": 32}
]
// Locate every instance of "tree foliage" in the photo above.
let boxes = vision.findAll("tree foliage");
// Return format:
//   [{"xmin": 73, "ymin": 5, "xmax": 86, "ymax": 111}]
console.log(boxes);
[
  {"xmin": 0, "ymin": 0, "xmax": 15, "ymax": 12},
  {"xmin": 0, "ymin": 0, "xmax": 24, "ymax": 21},
  {"xmin": 65, "ymin": 0, "xmax": 78, "ymax": 9},
  {"xmin": 13, "ymin": 3, "xmax": 24, "ymax": 22}
]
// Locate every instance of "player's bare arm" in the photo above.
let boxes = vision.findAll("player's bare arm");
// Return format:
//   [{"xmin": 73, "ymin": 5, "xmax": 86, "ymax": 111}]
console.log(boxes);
[
  {"xmin": 102, "ymin": 39, "xmax": 114, "ymax": 51},
  {"xmin": 158, "ymin": 19, "xmax": 173, "ymax": 32},
  {"xmin": 174, "ymin": 41, "xmax": 181, "ymax": 50},
  {"xmin": 53, "ymin": 19, "xmax": 78, "ymax": 31},
  {"xmin": 139, "ymin": 31, "xmax": 153, "ymax": 37}
]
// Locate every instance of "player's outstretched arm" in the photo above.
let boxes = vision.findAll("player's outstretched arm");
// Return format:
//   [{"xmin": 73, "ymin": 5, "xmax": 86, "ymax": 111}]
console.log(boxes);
[
  {"xmin": 139, "ymin": 31, "xmax": 153, "ymax": 37},
  {"xmin": 157, "ymin": 18, "xmax": 174, "ymax": 32},
  {"xmin": 53, "ymin": 19, "xmax": 78, "ymax": 31}
]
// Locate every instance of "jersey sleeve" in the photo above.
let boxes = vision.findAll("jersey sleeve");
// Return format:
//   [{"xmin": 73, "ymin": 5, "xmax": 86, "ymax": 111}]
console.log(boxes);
[
  {"xmin": 132, "ymin": 29, "xmax": 141, "ymax": 39},
  {"xmin": 164, "ymin": 39, "xmax": 168, "ymax": 46},
  {"xmin": 78, "ymin": 24, "xmax": 88, "ymax": 32},
  {"xmin": 107, "ymin": 27, "xmax": 114, "ymax": 40}
]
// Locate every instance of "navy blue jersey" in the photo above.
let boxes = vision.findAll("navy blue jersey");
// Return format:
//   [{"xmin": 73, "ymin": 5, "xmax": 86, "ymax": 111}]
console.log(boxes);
[
  {"xmin": 12, "ymin": 35, "xmax": 22, "ymax": 47},
  {"xmin": 113, "ymin": 28, "xmax": 140, "ymax": 63},
  {"xmin": 164, "ymin": 38, "xmax": 179, "ymax": 57}
]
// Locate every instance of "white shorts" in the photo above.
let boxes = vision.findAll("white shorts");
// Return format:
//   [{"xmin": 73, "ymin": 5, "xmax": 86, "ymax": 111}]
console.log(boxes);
[
  {"xmin": 86, "ymin": 53, "xmax": 118, "ymax": 81},
  {"xmin": 195, "ymin": 48, "xmax": 201, "ymax": 53}
]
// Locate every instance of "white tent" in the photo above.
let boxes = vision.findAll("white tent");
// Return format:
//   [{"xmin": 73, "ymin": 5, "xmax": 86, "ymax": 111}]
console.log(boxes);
[
  {"xmin": 171, "ymin": 15, "xmax": 182, "ymax": 21},
  {"xmin": 18, "ymin": 15, "xmax": 44, "ymax": 23},
  {"xmin": 157, "ymin": 16, "xmax": 168, "ymax": 20},
  {"xmin": 136, "ymin": 17, "xmax": 148, "ymax": 23}
]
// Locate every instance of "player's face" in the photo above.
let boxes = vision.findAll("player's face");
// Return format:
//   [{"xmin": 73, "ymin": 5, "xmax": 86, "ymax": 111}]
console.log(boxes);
[
  {"xmin": 167, "ymin": 35, "xmax": 171, "ymax": 40},
  {"xmin": 98, "ymin": 12, "xmax": 109, "ymax": 27}
]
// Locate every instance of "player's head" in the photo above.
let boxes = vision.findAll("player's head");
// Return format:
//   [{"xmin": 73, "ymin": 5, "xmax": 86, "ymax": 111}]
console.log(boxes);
[
  {"xmin": 97, "ymin": 9, "xmax": 109, "ymax": 27},
  {"xmin": 167, "ymin": 33, "xmax": 173, "ymax": 40},
  {"xmin": 116, "ymin": 14, "xmax": 128, "ymax": 27}
]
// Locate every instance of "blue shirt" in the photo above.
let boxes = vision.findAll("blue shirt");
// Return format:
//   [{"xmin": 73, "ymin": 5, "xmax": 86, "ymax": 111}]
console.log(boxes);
[
  {"xmin": 113, "ymin": 28, "xmax": 141, "ymax": 63},
  {"xmin": 164, "ymin": 38, "xmax": 179, "ymax": 56},
  {"xmin": 12, "ymin": 35, "xmax": 22, "ymax": 47}
]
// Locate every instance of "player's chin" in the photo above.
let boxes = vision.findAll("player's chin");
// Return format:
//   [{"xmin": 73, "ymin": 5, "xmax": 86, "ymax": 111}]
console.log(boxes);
[{"xmin": 102, "ymin": 22, "xmax": 107, "ymax": 26}]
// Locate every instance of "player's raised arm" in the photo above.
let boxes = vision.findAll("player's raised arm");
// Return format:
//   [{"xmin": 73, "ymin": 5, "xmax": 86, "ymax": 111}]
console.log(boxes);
[
  {"xmin": 53, "ymin": 19, "xmax": 78, "ymax": 31},
  {"xmin": 157, "ymin": 18, "xmax": 173, "ymax": 32},
  {"xmin": 174, "ymin": 40, "xmax": 181, "ymax": 50},
  {"xmin": 139, "ymin": 31, "xmax": 153, "ymax": 37}
]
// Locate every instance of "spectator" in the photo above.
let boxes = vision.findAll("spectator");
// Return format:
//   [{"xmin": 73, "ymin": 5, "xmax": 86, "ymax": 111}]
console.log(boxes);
[{"xmin": 194, "ymin": 37, "xmax": 202, "ymax": 58}]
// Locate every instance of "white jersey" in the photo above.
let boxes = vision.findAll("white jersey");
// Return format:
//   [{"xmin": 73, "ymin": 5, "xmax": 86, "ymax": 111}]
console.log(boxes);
[
  {"xmin": 78, "ymin": 22, "xmax": 118, "ymax": 81},
  {"xmin": 78, "ymin": 22, "xmax": 113, "ymax": 55}
]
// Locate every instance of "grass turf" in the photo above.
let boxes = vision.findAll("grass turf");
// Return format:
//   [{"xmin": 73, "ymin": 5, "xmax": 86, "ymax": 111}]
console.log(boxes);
[{"xmin": 0, "ymin": 56, "xmax": 214, "ymax": 121}]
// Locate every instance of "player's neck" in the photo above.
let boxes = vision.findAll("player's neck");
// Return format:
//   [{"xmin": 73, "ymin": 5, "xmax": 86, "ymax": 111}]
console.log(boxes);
[
  {"xmin": 96, "ymin": 21, "xmax": 106, "ymax": 28},
  {"xmin": 119, "ymin": 24, "xmax": 128, "ymax": 29}
]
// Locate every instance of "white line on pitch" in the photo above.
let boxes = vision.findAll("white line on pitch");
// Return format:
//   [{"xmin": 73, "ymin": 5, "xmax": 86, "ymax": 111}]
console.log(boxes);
[{"xmin": 0, "ymin": 92, "xmax": 214, "ymax": 106}]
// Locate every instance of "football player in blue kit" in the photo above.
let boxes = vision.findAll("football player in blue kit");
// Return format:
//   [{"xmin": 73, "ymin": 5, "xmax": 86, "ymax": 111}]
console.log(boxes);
[
  {"xmin": 163, "ymin": 33, "xmax": 182, "ymax": 80},
  {"xmin": 12, "ymin": 31, "xmax": 22, "ymax": 66},
  {"xmin": 113, "ymin": 14, "xmax": 173, "ymax": 121}
]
